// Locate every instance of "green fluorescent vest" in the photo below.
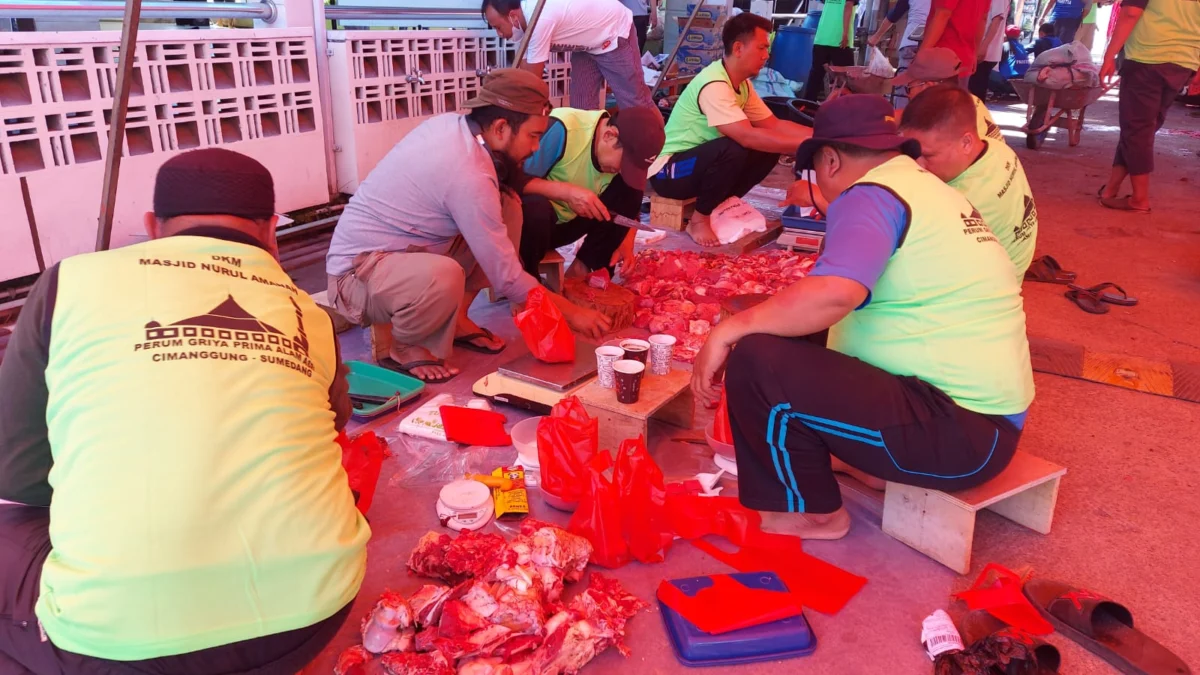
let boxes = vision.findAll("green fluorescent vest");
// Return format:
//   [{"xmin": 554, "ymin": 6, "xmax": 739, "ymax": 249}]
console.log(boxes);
[
  {"xmin": 547, "ymin": 108, "xmax": 617, "ymax": 223},
  {"xmin": 661, "ymin": 60, "xmax": 749, "ymax": 156},
  {"xmin": 949, "ymin": 137, "xmax": 1038, "ymax": 282},
  {"xmin": 39, "ymin": 235, "xmax": 369, "ymax": 660},
  {"xmin": 828, "ymin": 157, "xmax": 1035, "ymax": 416}
]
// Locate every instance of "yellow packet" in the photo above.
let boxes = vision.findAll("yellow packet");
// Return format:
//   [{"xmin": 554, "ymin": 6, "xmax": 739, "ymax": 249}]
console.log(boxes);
[{"xmin": 491, "ymin": 466, "xmax": 529, "ymax": 520}]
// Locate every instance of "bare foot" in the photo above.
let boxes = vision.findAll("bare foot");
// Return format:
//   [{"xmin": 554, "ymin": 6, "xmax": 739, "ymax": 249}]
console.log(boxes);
[
  {"xmin": 831, "ymin": 456, "xmax": 887, "ymax": 491},
  {"xmin": 760, "ymin": 507, "xmax": 851, "ymax": 540},
  {"xmin": 686, "ymin": 214, "xmax": 720, "ymax": 247},
  {"xmin": 391, "ymin": 344, "xmax": 459, "ymax": 382},
  {"xmin": 454, "ymin": 316, "xmax": 504, "ymax": 352}
]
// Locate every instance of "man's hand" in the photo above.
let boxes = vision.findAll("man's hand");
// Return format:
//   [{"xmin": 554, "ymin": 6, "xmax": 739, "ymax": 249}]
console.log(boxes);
[
  {"xmin": 690, "ymin": 323, "xmax": 735, "ymax": 408},
  {"xmin": 868, "ymin": 32, "xmax": 883, "ymax": 47},
  {"xmin": 650, "ymin": 9, "xmax": 659, "ymax": 28},
  {"xmin": 780, "ymin": 180, "xmax": 817, "ymax": 208},
  {"xmin": 610, "ymin": 231, "xmax": 637, "ymax": 275},
  {"xmin": 841, "ymin": 35, "xmax": 851, "ymax": 49},
  {"xmin": 564, "ymin": 185, "xmax": 610, "ymax": 221},
  {"xmin": 564, "ymin": 303, "xmax": 612, "ymax": 340},
  {"xmin": 1100, "ymin": 54, "xmax": 1119, "ymax": 84}
]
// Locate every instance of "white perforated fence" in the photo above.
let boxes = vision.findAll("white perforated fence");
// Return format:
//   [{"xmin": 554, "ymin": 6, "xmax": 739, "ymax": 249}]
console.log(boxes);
[{"xmin": 328, "ymin": 29, "xmax": 570, "ymax": 193}]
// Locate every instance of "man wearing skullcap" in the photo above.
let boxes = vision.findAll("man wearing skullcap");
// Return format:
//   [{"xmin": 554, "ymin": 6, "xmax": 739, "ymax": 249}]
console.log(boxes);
[
  {"xmin": 327, "ymin": 68, "xmax": 611, "ymax": 383},
  {"xmin": 0, "ymin": 148, "xmax": 367, "ymax": 673}
]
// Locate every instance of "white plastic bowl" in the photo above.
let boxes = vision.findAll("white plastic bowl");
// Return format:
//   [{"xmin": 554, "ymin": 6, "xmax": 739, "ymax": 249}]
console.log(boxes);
[
  {"xmin": 705, "ymin": 421, "xmax": 736, "ymax": 461},
  {"xmin": 511, "ymin": 416, "xmax": 544, "ymax": 469}
]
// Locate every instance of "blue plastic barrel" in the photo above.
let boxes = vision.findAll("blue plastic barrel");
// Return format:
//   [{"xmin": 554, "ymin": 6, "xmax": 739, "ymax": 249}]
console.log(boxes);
[
  {"xmin": 802, "ymin": 10, "xmax": 822, "ymax": 29},
  {"xmin": 770, "ymin": 24, "xmax": 817, "ymax": 84}
]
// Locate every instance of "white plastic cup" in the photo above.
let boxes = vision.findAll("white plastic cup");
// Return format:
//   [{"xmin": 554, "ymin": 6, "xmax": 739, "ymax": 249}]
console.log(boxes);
[
  {"xmin": 648, "ymin": 334, "xmax": 677, "ymax": 375},
  {"xmin": 595, "ymin": 345, "xmax": 625, "ymax": 389}
]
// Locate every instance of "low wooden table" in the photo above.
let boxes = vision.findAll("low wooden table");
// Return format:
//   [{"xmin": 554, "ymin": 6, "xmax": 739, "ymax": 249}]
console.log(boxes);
[{"xmin": 576, "ymin": 368, "xmax": 695, "ymax": 451}]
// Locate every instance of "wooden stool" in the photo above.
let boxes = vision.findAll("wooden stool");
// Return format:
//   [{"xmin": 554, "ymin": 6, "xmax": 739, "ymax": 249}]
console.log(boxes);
[
  {"xmin": 369, "ymin": 324, "xmax": 392, "ymax": 362},
  {"xmin": 577, "ymin": 368, "xmax": 695, "ymax": 451},
  {"xmin": 488, "ymin": 250, "xmax": 565, "ymax": 302},
  {"xmin": 649, "ymin": 195, "xmax": 695, "ymax": 232},
  {"xmin": 881, "ymin": 451, "xmax": 1067, "ymax": 574}
]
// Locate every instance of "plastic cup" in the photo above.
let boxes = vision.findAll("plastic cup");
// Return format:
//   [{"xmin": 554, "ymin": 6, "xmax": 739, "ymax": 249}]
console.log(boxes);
[
  {"xmin": 595, "ymin": 345, "xmax": 624, "ymax": 389},
  {"xmin": 620, "ymin": 338, "xmax": 651, "ymax": 364},
  {"xmin": 648, "ymin": 334, "xmax": 677, "ymax": 375},
  {"xmin": 613, "ymin": 360, "xmax": 646, "ymax": 404}
]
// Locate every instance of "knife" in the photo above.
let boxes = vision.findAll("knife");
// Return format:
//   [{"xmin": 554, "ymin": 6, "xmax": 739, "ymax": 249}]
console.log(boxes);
[{"xmin": 613, "ymin": 214, "xmax": 658, "ymax": 233}]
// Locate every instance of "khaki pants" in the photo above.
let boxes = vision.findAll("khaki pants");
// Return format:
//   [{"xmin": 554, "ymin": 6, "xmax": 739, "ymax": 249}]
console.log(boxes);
[
  {"xmin": 328, "ymin": 191, "xmax": 522, "ymax": 360},
  {"xmin": 1076, "ymin": 22, "xmax": 1097, "ymax": 52}
]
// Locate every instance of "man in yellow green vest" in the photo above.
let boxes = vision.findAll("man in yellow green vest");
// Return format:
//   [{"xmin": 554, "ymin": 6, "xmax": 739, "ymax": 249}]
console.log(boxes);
[
  {"xmin": 691, "ymin": 95, "xmax": 1033, "ymax": 539},
  {"xmin": 650, "ymin": 12, "xmax": 812, "ymax": 247},
  {"xmin": 520, "ymin": 106, "xmax": 665, "ymax": 277},
  {"xmin": 1097, "ymin": 0, "xmax": 1199, "ymax": 213},
  {"xmin": 893, "ymin": 47, "xmax": 1004, "ymax": 141},
  {"xmin": 0, "ymin": 149, "xmax": 369, "ymax": 671},
  {"xmin": 900, "ymin": 85, "xmax": 1038, "ymax": 281},
  {"xmin": 802, "ymin": 0, "xmax": 858, "ymax": 101}
]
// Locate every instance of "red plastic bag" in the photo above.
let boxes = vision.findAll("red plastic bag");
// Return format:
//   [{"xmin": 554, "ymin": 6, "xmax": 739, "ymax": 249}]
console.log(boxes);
[
  {"xmin": 953, "ymin": 563, "xmax": 1053, "ymax": 635},
  {"xmin": 613, "ymin": 436, "xmax": 674, "ymax": 563},
  {"xmin": 713, "ymin": 389, "xmax": 733, "ymax": 444},
  {"xmin": 514, "ymin": 286, "xmax": 576, "ymax": 363},
  {"xmin": 536, "ymin": 397, "xmax": 598, "ymax": 503},
  {"xmin": 439, "ymin": 406, "xmax": 511, "ymax": 446},
  {"xmin": 567, "ymin": 453, "xmax": 631, "ymax": 568},
  {"xmin": 337, "ymin": 430, "xmax": 387, "ymax": 514}
]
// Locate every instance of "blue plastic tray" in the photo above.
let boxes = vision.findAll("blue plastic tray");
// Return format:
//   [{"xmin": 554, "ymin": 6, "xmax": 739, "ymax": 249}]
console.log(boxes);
[
  {"xmin": 781, "ymin": 205, "xmax": 828, "ymax": 233},
  {"xmin": 346, "ymin": 360, "xmax": 425, "ymax": 419},
  {"xmin": 659, "ymin": 572, "xmax": 817, "ymax": 667}
]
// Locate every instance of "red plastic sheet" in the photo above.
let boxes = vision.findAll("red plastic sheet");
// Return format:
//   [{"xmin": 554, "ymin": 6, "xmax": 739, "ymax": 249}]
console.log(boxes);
[
  {"xmin": 953, "ymin": 563, "xmax": 1053, "ymax": 635},
  {"xmin": 438, "ymin": 406, "xmax": 511, "ymax": 447},
  {"xmin": 513, "ymin": 286, "xmax": 575, "ymax": 363},
  {"xmin": 713, "ymin": 389, "xmax": 733, "ymax": 444},
  {"xmin": 656, "ymin": 575, "xmax": 802, "ymax": 635},
  {"xmin": 337, "ymin": 430, "xmax": 387, "ymax": 515},
  {"xmin": 535, "ymin": 397, "xmax": 598, "ymax": 504}
]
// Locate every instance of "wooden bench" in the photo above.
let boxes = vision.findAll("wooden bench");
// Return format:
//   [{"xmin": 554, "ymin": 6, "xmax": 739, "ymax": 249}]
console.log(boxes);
[
  {"xmin": 649, "ymin": 195, "xmax": 695, "ymax": 232},
  {"xmin": 487, "ymin": 250, "xmax": 565, "ymax": 302},
  {"xmin": 880, "ymin": 451, "xmax": 1067, "ymax": 574}
]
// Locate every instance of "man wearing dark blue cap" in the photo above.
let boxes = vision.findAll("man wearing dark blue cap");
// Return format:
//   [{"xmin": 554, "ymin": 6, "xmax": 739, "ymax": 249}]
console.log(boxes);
[{"xmin": 691, "ymin": 94, "xmax": 1033, "ymax": 540}]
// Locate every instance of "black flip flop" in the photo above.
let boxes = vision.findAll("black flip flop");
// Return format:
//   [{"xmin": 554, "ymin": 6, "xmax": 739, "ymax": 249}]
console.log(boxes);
[
  {"xmin": 378, "ymin": 357, "xmax": 457, "ymax": 384},
  {"xmin": 1067, "ymin": 282, "xmax": 1138, "ymax": 307},
  {"xmin": 1065, "ymin": 287, "xmax": 1110, "ymax": 314},
  {"xmin": 951, "ymin": 610, "xmax": 1062, "ymax": 675},
  {"xmin": 1100, "ymin": 195, "xmax": 1152, "ymax": 213},
  {"xmin": 1024, "ymin": 255, "xmax": 1078, "ymax": 285},
  {"xmin": 453, "ymin": 327, "xmax": 505, "ymax": 354},
  {"xmin": 1023, "ymin": 579, "xmax": 1191, "ymax": 675}
]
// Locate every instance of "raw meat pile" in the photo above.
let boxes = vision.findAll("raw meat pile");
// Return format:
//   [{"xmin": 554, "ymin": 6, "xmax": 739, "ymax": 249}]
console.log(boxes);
[
  {"xmin": 334, "ymin": 520, "xmax": 648, "ymax": 675},
  {"xmin": 622, "ymin": 250, "xmax": 817, "ymax": 362}
]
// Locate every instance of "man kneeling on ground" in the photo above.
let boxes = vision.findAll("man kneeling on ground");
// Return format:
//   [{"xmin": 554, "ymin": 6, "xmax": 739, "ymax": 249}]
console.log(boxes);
[
  {"xmin": 893, "ymin": 47, "xmax": 1004, "ymax": 141},
  {"xmin": 0, "ymin": 149, "xmax": 368, "ymax": 673},
  {"xmin": 520, "ymin": 106, "xmax": 665, "ymax": 278},
  {"xmin": 326, "ymin": 69, "xmax": 611, "ymax": 383},
  {"xmin": 691, "ymin": 95, "xmax": 1034, "ymax": 540},
  {"xmin": 900, "ymin": 85, "xmax": 1039, "ymax": 280},
  {"xmin": 649, "ymin": 12, "xmax": 812, "ymax": 247}
]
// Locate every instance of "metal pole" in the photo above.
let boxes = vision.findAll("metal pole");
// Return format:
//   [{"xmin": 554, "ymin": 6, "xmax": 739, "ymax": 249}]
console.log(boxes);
[
  {"xmin": 95, "ymin": 0, "xmax": 141, "ymax": 252},
  {"xmin": 512, "ymin": 0, "xmax": 546, "ymax": 67},
  {"xmin": 652, "ymin": 0, "xmax": 704, "ymax": 97},
  {"xmin": 0, "ymin": 0, "xmax": 276, "ymax": 22},
  {"xmin": 312, "ymin": 0, "xmax": 338, "ymax": 199}
]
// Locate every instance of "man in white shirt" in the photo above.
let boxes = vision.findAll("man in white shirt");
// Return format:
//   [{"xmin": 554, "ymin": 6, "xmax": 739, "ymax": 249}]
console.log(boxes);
[
  {"xmin": 483, "ymin": 0, "xmax": 655, "ymax": 111},
  {"xmin": 968, "ymin": 0, "xmax": 1009, "ymax": 101}
]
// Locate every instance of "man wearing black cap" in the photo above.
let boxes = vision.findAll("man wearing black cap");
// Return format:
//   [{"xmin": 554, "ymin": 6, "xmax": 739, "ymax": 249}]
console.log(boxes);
[
  {"xmin": 519, "ymin": 105, "xmax": 665, "ymax": 278},
  {"xmin": 0, "ymin": 148, "xmax": 367, "ymax": 672},
  {"xmin": 327, "ymin": 69, "xmax": 611, "ymax": 383},
  {"xmin": 691, "ymin": 95, "xmax": 1033, "ymax": 540}
]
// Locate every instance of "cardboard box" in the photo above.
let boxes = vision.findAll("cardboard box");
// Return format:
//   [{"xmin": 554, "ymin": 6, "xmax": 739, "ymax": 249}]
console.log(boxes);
[{"xmin": 680, "ymin": 28, "xmax": 722, "ymax": 50}]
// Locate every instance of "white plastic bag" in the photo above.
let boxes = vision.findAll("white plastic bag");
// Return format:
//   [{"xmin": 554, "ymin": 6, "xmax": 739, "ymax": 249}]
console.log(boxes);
[
  {"xmin": 711, "ymin": 196, "xmax": 767, "ymax": 244},
  {"xmin": 865, "ymin": 46, "xmax": 896, "ymax": 79}
]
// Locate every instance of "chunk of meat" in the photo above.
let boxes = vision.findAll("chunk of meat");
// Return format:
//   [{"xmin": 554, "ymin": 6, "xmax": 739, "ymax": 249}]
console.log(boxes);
[
  {"xmin": 380, "ymin": 650, "xmax": 453, "ymax": 675},
  {"xmin": 409, "ymin": 584, "xmax": 453, "ymax": 629},
  {"xmin": 460, "ymin": 582, "xmax": 500, "ymax": 620},
  {"xmin": 530, "ymin": 613, "xmax": 603, "ymax": 675},
  {"xmin": 408, "ymin": 532, "xmax": 454, "ymax": 581},
  {"xmin": 334, "ymin": 645, "xmax": 372, "ymax": 675},
  {"xmin": 409, "ymin": 530, "xmax": 512, "ymax": 585},
  {"xmin": 511, "ymin": 521, "xmax": 592, "ymax": 584},
  {"xmin": 490, "ymin": 585, "xmax": 546, "ymax": 634},
  {"xmin": 439, "ymin": 600, "xmax": 488, "ymax": 640},
  {"xmin": 688, "ymin": 320, "xmax": 710, "ymax": 335},
  {"xmin": 361, "ymin": 591, "xmax": 416, "ymax": 654}
]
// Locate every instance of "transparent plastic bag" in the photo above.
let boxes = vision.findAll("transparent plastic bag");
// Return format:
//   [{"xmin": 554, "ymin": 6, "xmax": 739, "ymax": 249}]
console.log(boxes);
[
  {"xmin": 865, "ymin": 46, "xmax": 896, "ymax": 79},
  {"xmin": 386, "ymin": 434, "xmax": 519, "ymax": 488}
]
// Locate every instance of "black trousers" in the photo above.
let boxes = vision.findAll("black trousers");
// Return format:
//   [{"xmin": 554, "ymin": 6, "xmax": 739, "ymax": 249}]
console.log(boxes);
[
  {"xmin": 632, "ymin": 14, "xmax": 650, "ymax": 54},
  {"xmin": 725, "ymin": 334, "xmax": 1021, "ymax": 514},
  {"xmin": 0, "ymin": 506, "xmax": 352, "ymax": 675},
  {"xmin": 968, "ymin": 60, "xmax": 998, "ymax": 101},
  {"xmin": 520, "ymin": 174, "xmax": 643, "ymax": 276},
  {"xmin": 648, "ymin": 136, "xmax": 779, "ymax": 215},
  {"xmin": 1115, "ymin": 59, "xmax": 1196, "ymax": 176},
  {"xmin": 802, "ymin": 45, "xmax": 856, "ymax": 101},
  {"xmin": 1054, "ymin": 17, "xmax": 1082, "ymax": 43}
]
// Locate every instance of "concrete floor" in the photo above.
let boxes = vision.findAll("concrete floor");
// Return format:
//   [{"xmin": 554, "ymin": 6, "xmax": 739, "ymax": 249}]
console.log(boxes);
[{"xmin": 297, "ymin": 95, "xmax": 1200, "ymax": 674}]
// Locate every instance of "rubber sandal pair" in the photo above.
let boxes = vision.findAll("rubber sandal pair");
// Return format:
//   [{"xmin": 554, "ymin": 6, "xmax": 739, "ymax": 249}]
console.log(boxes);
[
  {"xmin": 1098, "ymin": 184, "xmax": 1152, "ymax": 213},
  {"xmin": 453, "ymin": 327, "xmax": 505, "ymax": 355},
  {"xmin": 378, "ymin": 357, "xmax": 457, "ymax": 384},
  {"xmin": 1023, "ymin": 578, "xmax": 1192, "ymax": 675},
  {"xmin": 1024, "ymin": 255, "xmax": 1077, "ymax": 285},
  {"xmin": 936, "ymin": 610, "xmax": 1061, "ymax": 675},
  {"xmin": 1065, "ymin": 282, "xmax": 1138, "ymax": 315}
]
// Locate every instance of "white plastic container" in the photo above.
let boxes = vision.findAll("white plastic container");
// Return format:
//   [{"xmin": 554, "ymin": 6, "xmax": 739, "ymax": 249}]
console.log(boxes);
[
  {"xmin": 510, "ymin": 416, "xmax": 544, "ymax": 469},
  {"xmin": 436, "ymin": 479, "xmax": 494, "ymax": 532}
]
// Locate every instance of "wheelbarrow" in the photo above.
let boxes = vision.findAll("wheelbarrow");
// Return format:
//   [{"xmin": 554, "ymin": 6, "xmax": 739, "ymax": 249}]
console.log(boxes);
[
  {"xmin": 1010, "ymin": 79, "xmax": 1109, "ymax": 149},
  {"xmin": 826, "ymin": 65, "xmax": 893, "ymax": 99}
]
